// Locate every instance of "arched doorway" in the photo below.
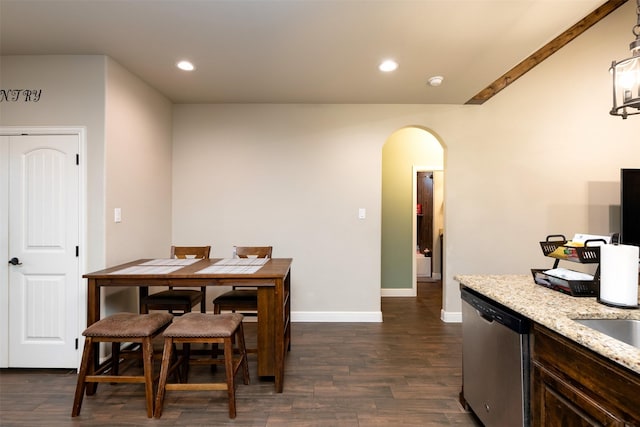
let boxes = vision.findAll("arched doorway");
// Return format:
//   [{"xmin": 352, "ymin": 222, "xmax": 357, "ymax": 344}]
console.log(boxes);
[{"xmin": 381, "ymin": 127, "xmax": 444, "ymax": 297}]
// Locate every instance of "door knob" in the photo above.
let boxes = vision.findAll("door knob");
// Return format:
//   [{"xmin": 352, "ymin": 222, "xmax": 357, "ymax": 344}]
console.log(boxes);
[{"xmin": 8, "ymin": 257, "xmax": 22, "ymax": 266}]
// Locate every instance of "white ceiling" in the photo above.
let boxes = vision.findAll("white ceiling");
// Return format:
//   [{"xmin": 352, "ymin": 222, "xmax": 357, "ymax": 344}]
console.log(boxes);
[{"xmin": 0, "ymin": 0, "xmax": 608, "ymax": 104}]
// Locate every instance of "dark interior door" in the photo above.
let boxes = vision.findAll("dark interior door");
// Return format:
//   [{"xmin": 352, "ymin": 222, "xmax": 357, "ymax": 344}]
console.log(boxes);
[{"xmin": 417, "ymin": 171, "xmax": 433, "ymax": 255}]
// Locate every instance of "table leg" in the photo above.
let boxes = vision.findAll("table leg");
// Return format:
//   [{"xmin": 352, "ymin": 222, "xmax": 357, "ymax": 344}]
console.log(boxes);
[
  {"xmin": 257, "ymin": 287, "xmax": 276, "ymax": 380},
  {"xmin": 138, "ymin": 286, "xmax": 149, "ymax": 313},
  {"xmin": 273, "ymin": 276, "xmax": 285, "ymax": 393},
  {"xmin": 87, "ymin": 278, "xmax": 100, "ymax": 326},
  {"xmin": 86, "ymin": 279, "xmax": 100, "ymax": 395}
]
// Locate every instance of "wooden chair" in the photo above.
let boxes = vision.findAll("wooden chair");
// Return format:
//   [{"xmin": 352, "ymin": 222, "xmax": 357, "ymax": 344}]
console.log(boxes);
[
  {"xmin": 212, "ymin": 246, "xmax": 272, "ymax": 354},
  {"xmin": 153, "ymin": 313, "xmax": 250, "ymax": 419},
  {"xmin": 71, "ymin": 312, "xmax": 173, "ymax": 418},
  {"xmin": 140, "ymin": 245, "xmax": 210, "ymax": 315},
  {"xmin": 212, "ymin": 246, "xmax": 272, "ymax": 317}
]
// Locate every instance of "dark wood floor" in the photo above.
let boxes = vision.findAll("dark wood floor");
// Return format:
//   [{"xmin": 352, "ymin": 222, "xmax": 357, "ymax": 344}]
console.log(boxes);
[{"xmin": 0, "ymin": 281, "xmax": 481, "ymax": 426}]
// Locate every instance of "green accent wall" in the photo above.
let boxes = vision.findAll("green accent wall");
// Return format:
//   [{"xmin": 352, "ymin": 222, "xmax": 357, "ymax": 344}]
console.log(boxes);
[{"xmin": 381, "ymin": 127, "xmax": 443, "ymax": 289}]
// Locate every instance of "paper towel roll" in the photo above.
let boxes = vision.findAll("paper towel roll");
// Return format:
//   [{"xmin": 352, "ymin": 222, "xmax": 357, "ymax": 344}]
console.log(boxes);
[{"xmin": 599, "ymin": 244, "xmax": 639, "ymax": 308}]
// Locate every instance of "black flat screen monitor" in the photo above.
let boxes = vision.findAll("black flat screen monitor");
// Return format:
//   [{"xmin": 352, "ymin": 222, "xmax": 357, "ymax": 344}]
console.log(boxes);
[{"xmin": 621, "ymin": 168, "xmax": 640, "ymax": 247}]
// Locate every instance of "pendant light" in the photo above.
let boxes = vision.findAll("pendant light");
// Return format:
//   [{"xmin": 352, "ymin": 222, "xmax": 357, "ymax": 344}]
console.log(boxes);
[{"xmin": 610, "ymin": 0, "xmax": 640, "ymax": 119}]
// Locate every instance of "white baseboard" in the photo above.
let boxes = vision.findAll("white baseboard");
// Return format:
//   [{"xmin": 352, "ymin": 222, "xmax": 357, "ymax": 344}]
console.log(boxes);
[
  {"xmin": 291, "ymin": 310, "xmax": 459, "ymax": 323},
  {"xmin": 292, "ymin": 311, "xmax": 383, "ymax": 322},
  {"xmin": 380, "ymin": 288, "xmax": 416, "ymax": 297},
  {"xmin": 441, "ymin": 309, "xmax": 462, "ymax": 323}
]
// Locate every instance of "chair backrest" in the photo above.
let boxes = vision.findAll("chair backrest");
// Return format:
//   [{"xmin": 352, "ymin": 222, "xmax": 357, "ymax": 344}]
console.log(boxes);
[
  {"xmin": 235, "ymin": 246, "xmax": 272, "ymax": 258},
  {"xmin": 171, "ymin": 245, "xmax": 211, "ymax": 259}
]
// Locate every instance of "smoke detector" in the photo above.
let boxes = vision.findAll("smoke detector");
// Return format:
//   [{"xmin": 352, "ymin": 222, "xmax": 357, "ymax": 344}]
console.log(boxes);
[{"xmin": 427, "ymin": 76, "xmax": 444, "ymax": 87}]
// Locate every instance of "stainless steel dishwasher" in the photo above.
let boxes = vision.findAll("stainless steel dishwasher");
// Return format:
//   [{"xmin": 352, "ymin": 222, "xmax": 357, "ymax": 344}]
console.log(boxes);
[{"xmin": 461, "ymin": 287, "xmax": 530, "ymax": 427}]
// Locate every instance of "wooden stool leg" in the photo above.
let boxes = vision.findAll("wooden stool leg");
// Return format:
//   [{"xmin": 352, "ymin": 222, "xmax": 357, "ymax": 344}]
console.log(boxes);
[
  {"xmin": 223, "ymin": 337, "xmax": 237, "ymax": 419},
  {"xmin": 211, "ymin": 306, "xmax": 221, "ymax": 363},
  {"xmin": 141, "ymin": 337, "xmax": 155, "ymax": 418},
  {"xmin": 154, "ymin": 337, "xmax": 174, "ymax": 419},
  {"xmin": 182, "ymin": 342, "xmax": 191, "ymax": 381},
  {"xmin": 86, "ymin": 340, "xmax": 99, "ymax": 396},
  {"xmin": 236, "ymin": 323, "xmax": 250, "ymax": 385},
  {"xmin": 71, "ymin": 337, "xmax": 93, "ymax": 417},
  {"xmin": 111, "ymin": 342, "xmax": 120, "ymax": 376},
  {"xmin": 211, "ymin": 342, "xmax": 220, "ymax": 362},
  {"xmin": 171, "ymin": 342, "xmax": 183, "ymax": 383}
]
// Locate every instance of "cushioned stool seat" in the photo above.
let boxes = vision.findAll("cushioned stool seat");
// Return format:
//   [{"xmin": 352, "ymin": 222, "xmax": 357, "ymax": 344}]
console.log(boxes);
[
  {"xmin": 141, "ymin": 289, "xmax": 203, "ymax": 312},
  {"xmin": 71, "ymin": 312, "xmax": 173, "ymax": 418},
  {"xmin": 213, "ymin": 289, "xmax": 258, "ymax": 308},
  {"xmin": 154, "ymin": 313, "xmax": 250, "ymax": 419}
]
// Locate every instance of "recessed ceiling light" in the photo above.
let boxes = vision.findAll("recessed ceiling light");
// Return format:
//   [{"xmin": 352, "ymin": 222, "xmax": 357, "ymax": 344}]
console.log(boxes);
[
  {"xmin": 427, "ymin": 75, "xmax": 444, "ymax": 87},
  {"xmin": 379, "ymin": 60, "xmax": 398, "ymax": 72},
  {"xmin": 177, "ymin": 60, "xmax": 195, "ymax": 71}
]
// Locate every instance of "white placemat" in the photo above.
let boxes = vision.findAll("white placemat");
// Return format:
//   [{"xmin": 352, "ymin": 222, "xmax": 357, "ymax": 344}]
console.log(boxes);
[
  {"xmin": 214, "ymin": 258, "xmax": 269, "ymax": 266},
  {"xmin": 109, "ymin": 265, "xmax": 184, "ymax": 275},
  {"xmin": 140, "ymin": 258, "xmax": 201, "ymax": 266},
  {"xmin": 196, "ymin": 265, "xmax": 263, "ymax": 274}
]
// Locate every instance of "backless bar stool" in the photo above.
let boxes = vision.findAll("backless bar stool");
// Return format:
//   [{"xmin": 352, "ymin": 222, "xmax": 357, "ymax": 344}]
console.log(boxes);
[
  {"xmin": 71, "ymin": 312, "xmax": 173, "ymax": 418},
  {"xmin": 154, "ymin": 313, "xmax": 250, "ymax": 419}
]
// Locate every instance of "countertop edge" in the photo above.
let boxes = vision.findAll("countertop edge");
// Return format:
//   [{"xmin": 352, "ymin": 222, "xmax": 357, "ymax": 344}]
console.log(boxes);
[{"xmin": 455, "ymin": 274, "xmax": 640, "ymax": 375}]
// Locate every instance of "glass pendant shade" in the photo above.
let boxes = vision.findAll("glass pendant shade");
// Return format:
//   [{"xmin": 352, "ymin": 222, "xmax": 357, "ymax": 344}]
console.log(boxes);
[
  {"xmin": 611, "ymin": 51, "xmax": 640, "ymax": 118},
  {"xmin": 610, "ymin": 0, "xmax": 640, "ymax": 119}
]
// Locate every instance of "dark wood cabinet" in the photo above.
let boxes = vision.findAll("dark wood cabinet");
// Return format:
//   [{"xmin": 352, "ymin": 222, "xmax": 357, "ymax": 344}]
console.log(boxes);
[{"xmin": 531, "ymin": 324, "xmax": 640, "ymax": 426}]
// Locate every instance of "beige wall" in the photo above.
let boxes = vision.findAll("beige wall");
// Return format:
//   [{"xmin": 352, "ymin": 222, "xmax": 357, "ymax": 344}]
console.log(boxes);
[
  {"xmin": 104, "ymin": 58, "xmax": 173, "ymax": 264},
  {"xmin": 0, "ymin": 55, "xmax": 173, "ymax": 317},
  {"xmin": 172, "ymin": 104, "xmax": 388, "ymax": 320},
  {"xmin": 171, "ymin": 104, "xmax": 456, "ymax": 319},
  {"xmin": 103, "ymin": 58, "xmax": 173, "ymax": 313},
  {"xmin": 440, "ymin": 0, "xmax": 640, "ymax": 318},
  {"xmin": 173, "ymin": 1, "xmax": 639, "ymax": 320}
]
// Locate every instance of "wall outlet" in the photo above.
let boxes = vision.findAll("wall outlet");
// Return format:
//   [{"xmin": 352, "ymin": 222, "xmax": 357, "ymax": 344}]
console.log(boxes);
[{"xmin": 114, "ymin": 208, "xmax": 122, "ymax": 223}]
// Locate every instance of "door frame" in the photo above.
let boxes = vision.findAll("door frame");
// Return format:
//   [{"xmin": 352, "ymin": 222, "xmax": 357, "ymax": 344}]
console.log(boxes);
[
  {"xmin": 412, "ymin": 165, "xmax": 442, "ymax": 294},
  {"xmin": 0, "ymin": 126, "xmax": 87, "ymax": 368}
]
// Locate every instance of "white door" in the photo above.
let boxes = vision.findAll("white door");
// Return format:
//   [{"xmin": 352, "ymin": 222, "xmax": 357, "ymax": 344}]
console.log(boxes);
[{"xmin": 2, "ymin": 134, "xmax": 80, "ymax": 368}]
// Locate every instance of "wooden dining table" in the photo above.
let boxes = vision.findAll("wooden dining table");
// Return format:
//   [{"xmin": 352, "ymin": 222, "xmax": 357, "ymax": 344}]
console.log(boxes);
[{"xmin": 83, "ymin": 257, "xmax": 292, "ymax": 393}]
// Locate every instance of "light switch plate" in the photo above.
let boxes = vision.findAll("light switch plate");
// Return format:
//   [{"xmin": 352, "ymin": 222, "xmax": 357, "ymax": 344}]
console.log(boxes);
[
  {"xmin": 358, "ymin": 208, "xmax": 366, "ymax": 219},
  {"xmin": 114, "ymin": 208, "xmax": 122, "ymax": 223}
]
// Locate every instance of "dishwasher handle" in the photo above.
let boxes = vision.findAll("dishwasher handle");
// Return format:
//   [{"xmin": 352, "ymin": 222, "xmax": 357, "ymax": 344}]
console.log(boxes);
[
  {"xmin": 461, "ymin": 287, "xmax": 529, "ymax": 334},
  {"xmin": 478, "ymin": 311, "xmax": 494, "ymax": 323}
]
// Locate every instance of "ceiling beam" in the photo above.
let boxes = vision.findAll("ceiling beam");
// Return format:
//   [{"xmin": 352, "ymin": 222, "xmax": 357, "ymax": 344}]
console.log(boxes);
[{"xmin": 465, "ymin": 0, "xmax": 629, "ymax": 105}]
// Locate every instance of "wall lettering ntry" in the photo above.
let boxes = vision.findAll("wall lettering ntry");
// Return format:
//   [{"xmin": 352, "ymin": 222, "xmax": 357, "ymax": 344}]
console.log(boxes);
[{"xmin": 0, "ymin": 89, "xmax": 43, "ymax": 102}]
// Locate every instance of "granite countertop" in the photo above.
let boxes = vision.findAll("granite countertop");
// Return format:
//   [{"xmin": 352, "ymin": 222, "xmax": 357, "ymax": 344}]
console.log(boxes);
[{"xmin": 455, "ymin": 274, "xmax": 640, "ymax": 375}]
